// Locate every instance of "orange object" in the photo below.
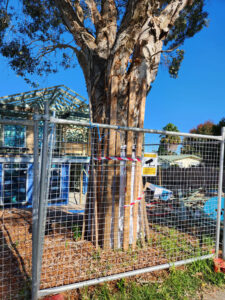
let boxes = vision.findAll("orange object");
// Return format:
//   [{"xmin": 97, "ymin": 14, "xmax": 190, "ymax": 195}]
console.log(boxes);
[{"xmin": 214, "ymin": 258, "xmax": 225, "ymax": 273}]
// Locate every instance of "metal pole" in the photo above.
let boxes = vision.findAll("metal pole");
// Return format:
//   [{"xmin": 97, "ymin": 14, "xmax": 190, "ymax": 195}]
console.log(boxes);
[
  {"xmin": 32, "ymin": 111, "xmax": 40, "ymax": 300},
  {"xmin": 36, "ymin": 102, "xmax": 50, "ymax": 295},
  {"xmin": 48, "ymin": 117, "xmax": 222, "ymax": 141},
  {"xmin": 216, "ymin": 127, "xmax": 225, "ymax": 257},
  {"xmin": 0, "ymin": 119, "xmax": 34, "ymax": 126},
  {"xmin": 221, "ymin": 127, "xmax": 225, "ymax": 259},
  {"xmin": 45, "ymin": 110, "xmax": 55, "ymax": 203},
  {"xmin": 38, "ymin": 253, "xmax": 214, "ymax": 298}
]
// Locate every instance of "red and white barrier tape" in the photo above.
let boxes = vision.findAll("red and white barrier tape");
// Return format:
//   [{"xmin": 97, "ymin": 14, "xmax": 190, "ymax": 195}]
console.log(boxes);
[
  {"xmin": 124, "ymin": 192, "xmax": 144, "ymax": 207},
  {"xmin": 93, "ymin": 156, "xmax": 142, "ymax": 162}
]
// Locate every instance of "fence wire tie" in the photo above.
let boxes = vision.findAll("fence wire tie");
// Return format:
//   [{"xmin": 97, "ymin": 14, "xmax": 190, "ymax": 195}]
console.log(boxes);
[
  {"xmin": 97, "ymin": 125, "xmax": 101, "ymax": 141},
  {"xmin": 89, "ymin": 121, "xmax": 101, "ymax": 141},
  {"xmin": 89, "ymin": 123, "xmax": 124, "ymax": 142},
  {"xmin": 101, "ymin": 130, "xmax": 109, "ymax": 141}
]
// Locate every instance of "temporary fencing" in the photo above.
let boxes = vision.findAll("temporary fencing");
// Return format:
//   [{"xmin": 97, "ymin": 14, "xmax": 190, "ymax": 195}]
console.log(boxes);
[{"xmin": 0, "ymin": 107, "xmax": 224, "ymax": 300}]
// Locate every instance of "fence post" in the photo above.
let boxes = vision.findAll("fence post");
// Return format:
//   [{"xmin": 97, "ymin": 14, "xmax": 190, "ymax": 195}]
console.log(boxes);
[
  {"xmin": 221, "ymin": 127, "xmax": 225, "ymax": 259},
  {"xmin": 35, "ymin": 102, "xmax": 50, "ymax": 298},
  {"xmin": 216, "ymin": 127, "xmax": 225, "ymax": 257},
  {"xmin": 32, "ymin": 110, "xmax": 40, "ymax": 300}
]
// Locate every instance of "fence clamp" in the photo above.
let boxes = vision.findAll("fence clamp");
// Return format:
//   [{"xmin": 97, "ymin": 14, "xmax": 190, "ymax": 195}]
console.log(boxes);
[{"xmin": 33, "ymin": 114, "xmax": 50, "ymax": 121}]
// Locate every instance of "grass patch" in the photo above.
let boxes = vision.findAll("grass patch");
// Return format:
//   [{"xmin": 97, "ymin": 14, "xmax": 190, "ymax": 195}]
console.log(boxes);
[
  {"xmin": 82, "ymin": 259, "xmax": 225, "ymax": 300},
  {"xmin": 148, "ymin": 224, "xmax": 215, "ymax": 260},
  {"xmin": 72, "ymin": 225, "xmax": 82, "ymax": 241},
  {"xmin": 80, "ymin": 226, "xmax": 220, "ymax": 299}
]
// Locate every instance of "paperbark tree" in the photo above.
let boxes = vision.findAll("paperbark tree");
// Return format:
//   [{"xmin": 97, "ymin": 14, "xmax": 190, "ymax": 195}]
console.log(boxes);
[{"xmin": 0, "ymin": 0, "xmax": 208, "ymax": 249}]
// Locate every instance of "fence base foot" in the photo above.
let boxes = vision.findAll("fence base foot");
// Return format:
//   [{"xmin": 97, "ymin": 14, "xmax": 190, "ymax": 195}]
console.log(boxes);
[{"xmin": 214, "ymin": 258, "xmax": 225, "ymax": 273}]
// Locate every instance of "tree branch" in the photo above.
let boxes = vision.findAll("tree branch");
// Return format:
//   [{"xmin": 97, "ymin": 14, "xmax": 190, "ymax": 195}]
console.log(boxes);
[
  {"xmin": 150, "ymin": 43, "xmax": 183, "ymax": 59},
  {"xmin": 54, "ymin": 0, "xmax": 97, "ymax": 50},
  {"xmin": 159, "ymin": 0, "xmax": 190, "ymax": 31},
  {"xmin": 74, "ymin": 0, "xmax": 85, "ymax": 24},
  {"xmin": 95, "ymin": 0, "xmax": 117, "ymax": 58},
  {"xmin": 36, "ymin": 42, "xmax": 80, "ymax": 60},
  {"xmin": 110, "ymin": 0, "xmax": 190, "ymax": 97},
  {"xmin": 85, "ymin": 0, "xmax": 101, "ymax": 28},
  {"xmin": 125, "ymin": 0, "xmax": 190, "ymax": 88},
  {"xmin": 113, "ymin": 0, "xmax": 149, "ymax": 54},
  {"xmin": 108, "ymin": 0, "xmax": 149, "ymax": 80},
  {"xmin": 5, "ymin": 0, "xmax": 9, "ymax": 10}
]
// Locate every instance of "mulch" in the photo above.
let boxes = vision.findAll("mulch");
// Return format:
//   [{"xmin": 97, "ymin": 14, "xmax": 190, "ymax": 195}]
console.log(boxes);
[{"xmin": 0, "ymin": 208, "xmax": 211, "ymax": 300}]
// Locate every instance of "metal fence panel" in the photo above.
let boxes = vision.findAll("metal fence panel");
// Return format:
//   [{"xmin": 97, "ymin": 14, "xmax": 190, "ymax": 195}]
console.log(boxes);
[
  {"xmin": 0, "ymin": 116, "xmax": 224, "ymax": 300},
  {"xmin": 0, "ymin": 119, "xmax": 34, "ymax": 300},
  {"xmin": 37, "ymin": 118, "xmax": 224, "ymax": 298}
]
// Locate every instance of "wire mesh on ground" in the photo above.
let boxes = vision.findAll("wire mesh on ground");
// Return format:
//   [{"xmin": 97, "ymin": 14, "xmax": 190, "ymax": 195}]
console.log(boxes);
[{"xmin": 0, "ymin": 116, "xmax": 224, "ymax": 300}]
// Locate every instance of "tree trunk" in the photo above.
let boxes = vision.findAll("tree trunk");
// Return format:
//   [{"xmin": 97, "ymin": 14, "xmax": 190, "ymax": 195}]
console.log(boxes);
[
  {"xmin": 57, "ymin": 0, "xmax": 192, "ymax": 251},
  {"xmin": 83, "ymin": 59, "xmax": 152, "ymax": 250}
]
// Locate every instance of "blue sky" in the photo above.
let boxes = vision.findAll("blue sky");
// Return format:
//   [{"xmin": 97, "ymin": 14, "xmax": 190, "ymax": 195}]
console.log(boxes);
[{"xmin": 0, "ymin": 0, "xmax": 224, "ymax": 133}]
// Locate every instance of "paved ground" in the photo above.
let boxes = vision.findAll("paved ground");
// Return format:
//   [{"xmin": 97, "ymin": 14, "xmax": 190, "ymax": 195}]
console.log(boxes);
[{"xmin": 203, "ymin": 289, "xmax": 225, "ymax": 300}]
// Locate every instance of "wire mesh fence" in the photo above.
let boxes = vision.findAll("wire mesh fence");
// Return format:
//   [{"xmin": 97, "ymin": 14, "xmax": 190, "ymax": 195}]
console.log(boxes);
[
  {"xmin": 0, "ymin": 113, "xmax": 224, "ymax": 300},
  {"xmin": 0, "ymin": 119, "xmax": 34, "ymax": 300},
  {"xmin": 37, "ymin": 116, "xmax": 224, "ymax": 298}
]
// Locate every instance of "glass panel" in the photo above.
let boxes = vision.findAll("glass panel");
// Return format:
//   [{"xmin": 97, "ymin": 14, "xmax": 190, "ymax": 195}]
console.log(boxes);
[
  {"xmin": 4, "ymin": 125, "xmax": 26, "ymax": 147},
  {"xmin": 3, "ymin": 165, "xmax": 27, "ymax": 204}
]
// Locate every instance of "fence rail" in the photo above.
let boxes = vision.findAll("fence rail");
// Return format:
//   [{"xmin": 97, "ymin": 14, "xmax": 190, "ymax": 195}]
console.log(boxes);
[
  {"xmin": 50, "ymin": 116, "xmax": 223, "ymax": 141},
  {"xmin": 0, "ymin": 111, "xmax": 224, "ymax": 300}
]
